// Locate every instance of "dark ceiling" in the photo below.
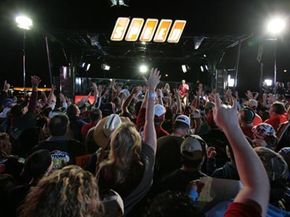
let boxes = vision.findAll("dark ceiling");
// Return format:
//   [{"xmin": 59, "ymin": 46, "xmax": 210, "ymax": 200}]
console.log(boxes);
[{"xmin": 0, "ymin": 0, "xmax": 290, "ymax": 88}]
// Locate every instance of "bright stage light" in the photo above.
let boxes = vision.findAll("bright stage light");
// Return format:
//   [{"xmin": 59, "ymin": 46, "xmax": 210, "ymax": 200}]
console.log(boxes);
[
  {"xmin": 200, "ymin": 66, "xmax": 204, "ymax": 72},
  {"xmin": 102, "ymin": 63, "xmax": 111, "ymax": 71},
  {"xmin": 165, "ymin": 74, "xmax": 168, "ymax": 77},
  {"xmin": 266, "ymin": 16, "xmax": 286, "ymax": 35},
  {"xmin": 86, "ymin": 64, "xmax": 91, "ymax": 71},
  {"xmin": 15, "ymin": 15, "xmax": 33, "ymax": 30},
  {"xmin": 227, "ymin": 75, "xmax": 235, "ymax": 87},
  {"xmin": 139, "ymin": 64, "xmax": 148, "ymax": 74},
  {"xmin": 264, "ymin": 79, "xmax": 273, "ymax": 86},
  {"xmin": 181, "ymin": 65, "xmax": 187, "ymax": 73}
]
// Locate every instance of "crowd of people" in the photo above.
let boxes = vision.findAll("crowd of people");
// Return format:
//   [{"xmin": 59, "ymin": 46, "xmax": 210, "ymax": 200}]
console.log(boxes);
[{"xmin": 0, "ymin": 69, "xmax": 289, "ymax": 217}]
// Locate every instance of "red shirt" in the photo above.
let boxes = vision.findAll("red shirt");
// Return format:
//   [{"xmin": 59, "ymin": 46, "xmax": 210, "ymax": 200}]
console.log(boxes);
[
  {"xmin": 265, "ymin": 113, "xmax": 288, "ymax": 131},
  {"xmin": 253, "ymin": 114, "xmax": 263, "ymax": 126},
  {"xmin": 224, "ymin": 200, "xmax": 262, "ymax": 217},
  {"xmin": 178, "ymin": 84, "xmax": 189, "ymax": 97},
  {"xmin": 155, "ymin": 125, "xmax": 170, "ymax": 138},
  {"xmin": 137, "ymin": 107, "xmax": 146, "ymax": 131},
  {"xmin": 81, "ymin": 122, "xmax": 97, "ymax": 138},
  {"xmin": 241, "ymin": 125, "xmax": 254, "ymax": 139}
]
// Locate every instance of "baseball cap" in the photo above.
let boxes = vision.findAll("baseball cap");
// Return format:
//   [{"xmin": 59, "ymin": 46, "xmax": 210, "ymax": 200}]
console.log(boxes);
[
  {"xmin": 248, "ymin": 99, "xmax": 258, "ymax": 108},
  {"xmin": 175, "ymin": 114, "xmax": 191, "ymax": 127},
  {"xmin": 180, "ymin": 135, "xmax": 207, "ymax": 161},
  {"xmin": 252, "ymin": 123, "xmax": 276, "ymax": 139},
  {"xmin": 102, "ymin": 190, "xmax": 124, "ymax": 217},
  {"xmin": 255, "ymin": 147, "xmax": 288, "ymax": 182},
  {"xmin": 120, "ymin": 89, "xmax": 130, "ymax": 98},
  {"xmin": 154, "ymin": 104, "xmax": 166, "ymax": 117}
]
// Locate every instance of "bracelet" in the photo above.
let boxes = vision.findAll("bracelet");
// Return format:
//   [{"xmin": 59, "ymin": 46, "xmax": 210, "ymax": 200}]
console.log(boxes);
[{"xmin": 148, "ymin": 91, "xmax": 157, "ymax": 99}]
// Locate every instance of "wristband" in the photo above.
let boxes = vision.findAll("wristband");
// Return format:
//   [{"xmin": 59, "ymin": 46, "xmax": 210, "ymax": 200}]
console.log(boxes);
[{"xmin": 148, "ymin": 91, "xmax": 157, "ymax": 99}]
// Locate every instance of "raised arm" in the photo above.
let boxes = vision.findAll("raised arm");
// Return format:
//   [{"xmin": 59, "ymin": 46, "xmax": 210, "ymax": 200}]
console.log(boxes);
[
  {"xmin": 121, "ymin": 86, "xmax": 138, "ymax": 113},
  {"xmin": 28, "ymin": 76, "xmax": 41, "ymax": 112},
  {"xmin": 213, "ymin": 94, "xmax": 269, "ymax": 217},
  {"xmin": 174, "ymin": 89, "xmax": 182, "ymax": 114},
  {"xmin": 144, "ymin": 68, "xmax": 160, "ymax": 153}
]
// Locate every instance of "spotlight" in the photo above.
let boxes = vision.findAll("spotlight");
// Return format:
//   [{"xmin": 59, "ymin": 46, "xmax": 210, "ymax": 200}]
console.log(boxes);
[
  {"xmin": 139, "ymin": 64, "xmax": 148, "ymax": 74},
  {"xmin": 15, "ymin": 15, "xmax": 33, "ymax": 30},
  {"xmin": 181, "ymin": 65, "xmax": 187, "ymax": 73},
  {"xmin": 264, "ymin": 79, "xmax": 273, "ymax": 86},
  {"xmin": 266, "ymin": 16, "xmax": 286, "ymax": 35},
  {"xmin": 200, "ymin": 66, "xmax": 204, "ymax": 72},
  {"xmin": 110, "ymin": 0, "xmax": 129, "ymax": 7},
  {"xmin": 165, "ymin": 74, "xmax": 168, "ymax": 77},
  {"xmin": 205, "ymin": 65, "xmax": 208, "ymax": 70},
  {"xmin": 194, "ymin": 36, "xmax": 206, "ymax": 50},
  {"xmin": 203, "ymin": 54, "xmax": 207, "ymax": 58},
  {"xmin": 227, "ymin": 75, "xmax": 235, "ymax": 87},
  {"xmin": 86, "ymin": 64, "xmax": 91, "ymax": 71},
  {"xmin": 81, "ymin": 62, "xmax": 86, "ymax": 68},
  {"xmin": 284, "ymin": 69, "xmax": 287, "ymax": 72},
  {"xmin": 102, "ymin": 63, "xmax": 111, "ymax": 71}
]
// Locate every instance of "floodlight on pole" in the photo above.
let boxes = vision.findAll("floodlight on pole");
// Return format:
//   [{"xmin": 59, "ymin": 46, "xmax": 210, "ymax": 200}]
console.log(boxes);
[
  {"xmin": 266, "ymin": 16, "xmax": 286, "ymax": 36},
  {"xmin": 15, "ymin": 15, "xmax": 33, "ymax": 30},
  {"xmin": 265, "ymin": 16, "xmax": 287, "ymax": 89},
  {"xmin": 139, "ymin": 64, "xmax": 148, "ymax": 74},
  {"xmin": 15, "ymin": 15, "xmax": 33, "ymax": 89}
]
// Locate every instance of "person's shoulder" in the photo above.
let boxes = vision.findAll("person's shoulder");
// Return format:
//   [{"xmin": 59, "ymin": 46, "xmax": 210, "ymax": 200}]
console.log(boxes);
[{"xmin": 224, "ymin": 200, "xmax": 262, "ymax": 217}]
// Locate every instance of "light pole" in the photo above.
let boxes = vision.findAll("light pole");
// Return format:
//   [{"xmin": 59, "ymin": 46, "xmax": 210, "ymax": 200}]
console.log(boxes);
[
  {"xmin": 15, "ymin": 15, "xmax": 33, "ymax": 88},
  {"xmin": 266, "ymin": 16, "xmax": 286, "ymax": 87}
]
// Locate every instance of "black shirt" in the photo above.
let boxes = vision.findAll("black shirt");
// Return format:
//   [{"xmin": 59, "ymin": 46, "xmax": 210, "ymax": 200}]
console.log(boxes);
[{"xmin": 154, "ymin": 135, "xmax": 184, "ymax": 181}]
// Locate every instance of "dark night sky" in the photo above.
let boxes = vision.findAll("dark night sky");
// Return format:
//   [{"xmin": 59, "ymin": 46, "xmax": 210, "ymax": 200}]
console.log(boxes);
[{"xmin": 0, "ymin": 0, "xmax": 290, "ymax": 89}]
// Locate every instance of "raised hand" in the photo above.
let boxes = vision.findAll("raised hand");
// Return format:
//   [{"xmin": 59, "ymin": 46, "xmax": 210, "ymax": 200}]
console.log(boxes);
[
  {"xmin": 31, "ymin": 76, "xmax": 41, "ymax": 88},
  {"xmin": 59, "ymin": 93, "xmax": 66, "ymax": 102},
  {"xmin": 207, "ymin": 147, "xmax": 217, "ymax": 159},
  {"xmin": 146, "ymin": 68, "xmax": 161, "ymax": 91},
  {"xmin": 212, "ymin": 94, "xmax": 239, "ymax": 131},
  {"xmin": 3, "ymin": 80, "xmax": 10, "ymax": 91}
]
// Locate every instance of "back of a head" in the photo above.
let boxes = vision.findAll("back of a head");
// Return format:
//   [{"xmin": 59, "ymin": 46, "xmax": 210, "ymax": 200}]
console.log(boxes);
[
  {"xmin": 180, "ymin": 135, "xmax": 207, "ymax": 169},
  {"xmin": 22, "ymin": 149, "xmax": 52, "ymax": 181},
  {"xmin": 271, "ymin": 102, "xmax": 286, "ymax": 115},
  {"xmin": 19, "ymin": 165, "xmax": 104, "ymax": 217},
  {"xmin": 110, "ymin": 122, "xmax": 142, "ymax": 165},
  {"xmin": 144, "ymin": 191, "xmax": 204, "ymax": 217},
  {"xmin": 102, "ymin": 190, "xmax": 124, "ymax": 217},
  {"xmin": 90, "ymin": 108, "xmax": 102, "ymax": 122},
  {"xmin": 254, "ymin": 147, "xmax": 288, "ymax": 186},
  {"xmin": 48, "ymin": 114, "xmax": 69, "ymax": 137},
  {"xmin": 66, "ymin": 104, "xmax": 79, "ymax": 119},
  {"xmin": 239, "ymin": 107, "xmax": 255, "ymax": 124},
  {"xmin": 173, "ymin": 115, "xmax": 190, "ymax": 133}
]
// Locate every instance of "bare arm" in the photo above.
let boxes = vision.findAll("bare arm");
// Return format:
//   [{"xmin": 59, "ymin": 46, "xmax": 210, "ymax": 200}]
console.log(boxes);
[
  {"xmin": 28, "ymin": 76, "xmax": 41, "ymax": 112},
  {"xmin": 174, "ymin": 89, "xmax": 182, "ymax": 114},
  {"xmin": 156, "ymin": 89, "xmax": 164, "ymax": 106},
  {"xmin": 122, "ymin": 87, "xmax": 138, "ymax": 113},
  {"xmin": 144, "ymin": 68, "xmax": 160, "ymax": 153},
  {"xmin": 213, "ymin": 94, "xmax": 269, "ymax": 217}
]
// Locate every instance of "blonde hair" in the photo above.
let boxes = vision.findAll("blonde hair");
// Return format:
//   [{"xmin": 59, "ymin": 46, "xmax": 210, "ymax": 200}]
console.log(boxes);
[
  {"xmin": 19, "ymin": 165, "xmax": 104, "ymax": 217},
  {"xmin": 98, "ymin": 122, "xmax": 143, "ymax": 185}
]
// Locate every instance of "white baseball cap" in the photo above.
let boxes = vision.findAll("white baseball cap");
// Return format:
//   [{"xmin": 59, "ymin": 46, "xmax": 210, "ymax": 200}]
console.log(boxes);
[{"xmin": 175, "ymin": 114, "xmax": 191, "ymax": 127}]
